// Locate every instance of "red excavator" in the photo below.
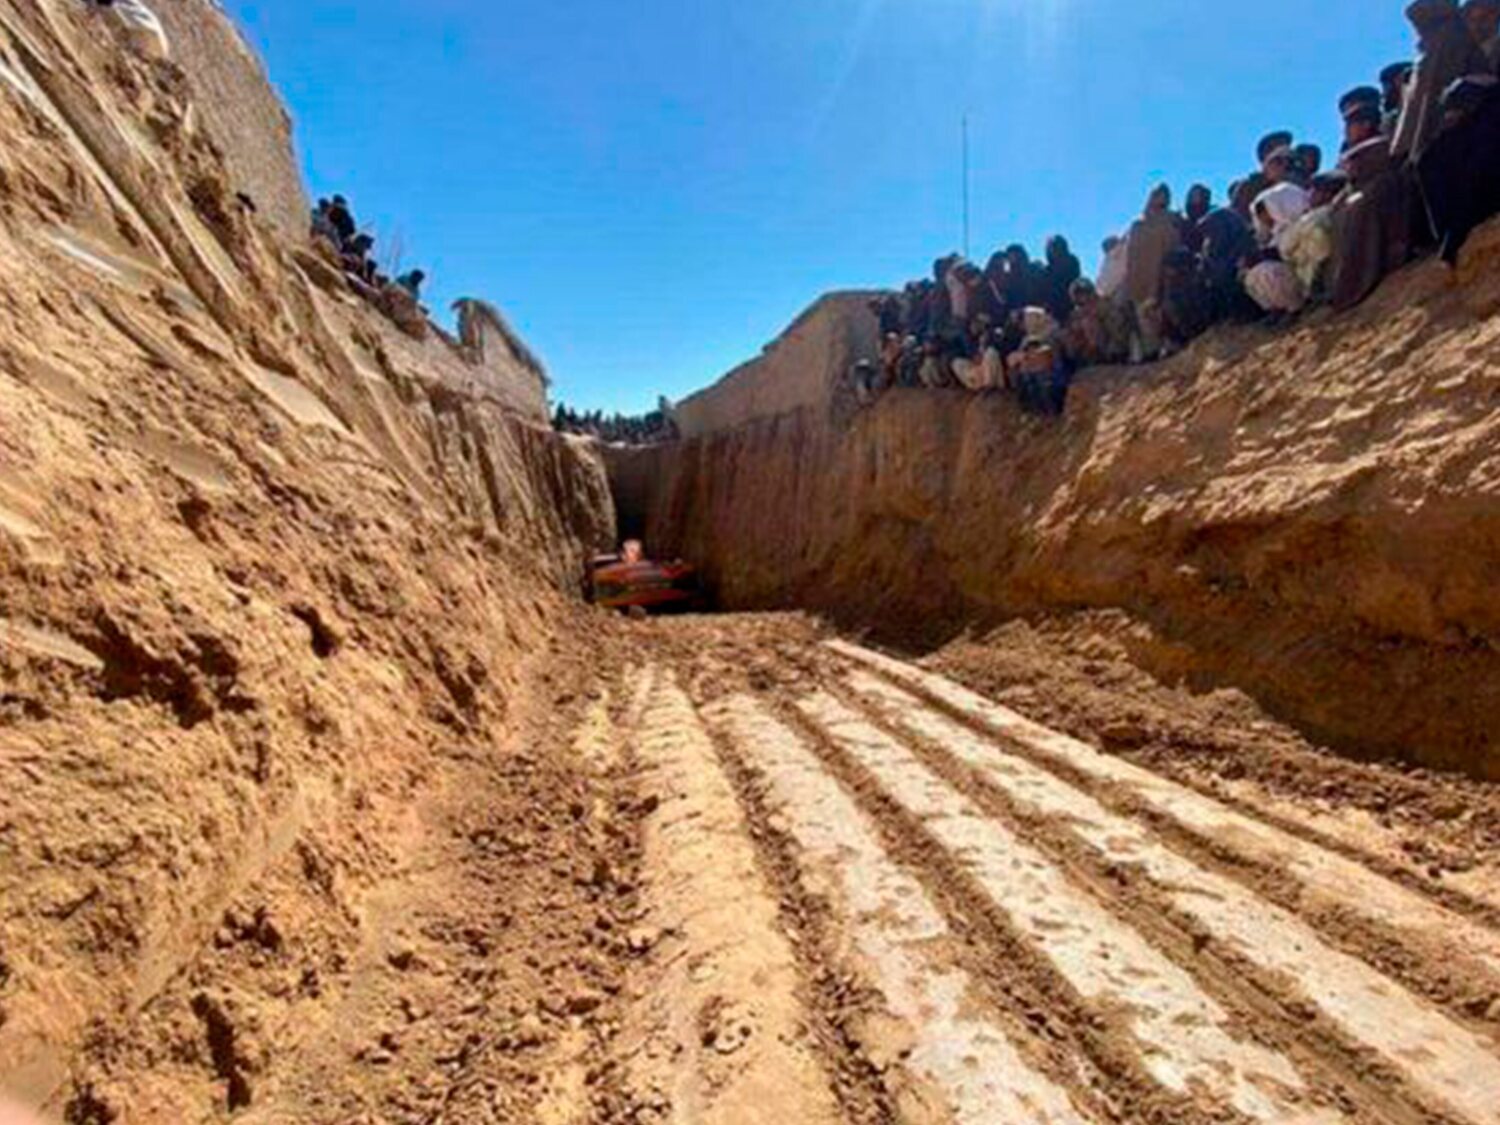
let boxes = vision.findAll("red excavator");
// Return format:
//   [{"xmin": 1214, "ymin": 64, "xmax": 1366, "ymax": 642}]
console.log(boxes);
[{"xmin": 588, "ymin": 540, "xmax": 700, "ymax": 614}]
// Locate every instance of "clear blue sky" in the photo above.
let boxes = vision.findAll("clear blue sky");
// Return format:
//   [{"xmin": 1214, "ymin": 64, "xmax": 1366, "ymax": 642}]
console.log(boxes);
[{"xmin": 221, "ymin": 1, "xmax": 1414, "ymax": 415}]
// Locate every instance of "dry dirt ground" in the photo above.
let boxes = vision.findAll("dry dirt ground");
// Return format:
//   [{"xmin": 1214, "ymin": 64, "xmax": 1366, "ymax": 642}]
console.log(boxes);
[
  {"xmin": 43, "ymin": 611, "xmax": 1498, "ymax": 1124},
  {"xmin": 3, "ymin": 4, "xmax": 1496, "ymax": 1122}
]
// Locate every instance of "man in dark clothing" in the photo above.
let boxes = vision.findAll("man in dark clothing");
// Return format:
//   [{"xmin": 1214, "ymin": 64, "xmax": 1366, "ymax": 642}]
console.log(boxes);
[
  {"xmin": 396, "ymin": 269, "xmax": 426, "ymax": 300},
  {"xmin": 310, "ymin": 199, "xmax": 338, "ymax": 244},
  {"xmin": 1340, "ymin": 87, "xmax": 1385, "ymax": 149},
  {"xmin": 963, "ymin": 261, "xmax": 1005, "ymax": 326},
  {"xmin": 926, "ymin": 257, "xmax": 958, "ymax": 342},
  {"xmin": 1392, "ymin": 0, "xmax": 1489, "ymax": 161},
  {"xmin": 1381, "ymin": 62, "xmax": 1417, "ymax": 134},
  {"xmin": 327, "ymin": 195, "xmax": 356, "ymax": 247},
  {"xmin": 1258, "ymin": 131, "xmax": 1294, "ymax": 165},
  {"xmin": 1183, "ymin": 185, "xmax": 1213, "ymax": 252},
  {"xmin": 1417, "ymin": 76, "xmax": 1500, "ymax": 263},
  {"xmin": 870, "ymin": 293, "xmax": 903, "ymax": 337},
  {"xmin": 343, "ymin": 232, "xmax": 377, "ymax": 285},
  {"xmin": 1293, "ymin": 144, "xmax": 1323, "ymax": 184},
  {"xmin": 1340, "ymin": 85, "xmax": 1383, "ymax": 119},
  {"xmin": 1159, "ymin": 248, "xmax": 1214, "ymax": 348},
  {"xmin": 1228, "ymin": 179, "xmax": 1256, "ymax": 222},
  {"xmin": 1197, "ymin": 207, "xmax": 1258, "ymax": 321},
  {"xmin": 996, "ymin": 244, "xmax": 1042, "ymax": 311},
  {"xmin": 1344, "ymin": 101, "xmax": 1386, "ymax": 151},
  {"xmin": 1330, "ymin": 131, "xmax": 1417, "ymax": 308},
  {"xmin": 1462, "ymin": 0, "xmax": 1500, "ymax": 66},
  {"xmin": 1040, "ymin": 236, "xmax": 1082, "ymax": 321},
  {"xmin": 902, "ymin": 280, "xmax": 934, "ymax": 340}
]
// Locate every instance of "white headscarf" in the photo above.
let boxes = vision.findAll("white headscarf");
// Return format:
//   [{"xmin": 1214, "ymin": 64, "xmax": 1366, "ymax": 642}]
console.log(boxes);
[
  {"xmin": 1252, "ymin": 182, "xmax": 1312, "ymax": 251},
  {"xmin": 1097, "ymin": 236, "xmax": 1129, "ymax": 299},
  {"xmin": 1020, "ymin": 306, "xmax": 1060, "ymax": 343}
]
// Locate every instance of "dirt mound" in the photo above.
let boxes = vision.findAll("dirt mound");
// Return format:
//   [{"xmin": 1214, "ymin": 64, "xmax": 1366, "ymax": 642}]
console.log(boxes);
[
  {"xmin": 610, "ymin": 253, "xmax": 1500, "ymax": 779},
  {"xmin": 0, "ymin": 2, "xmax": 616, "ymax": 1118}
]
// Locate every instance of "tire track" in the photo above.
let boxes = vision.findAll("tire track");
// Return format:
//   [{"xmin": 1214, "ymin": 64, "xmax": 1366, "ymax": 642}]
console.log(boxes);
[
  {"xmin": 796, "ymin": 689, "xmax": 1349, "ymax": 1124},
  {"xmin": 828, "ymin": 642, "xmax": 1500, "ymax": 993},
  {"xmin": 706, "ymin": 692, "xmax": 1095, "ymax": 1124},
  {"xmin": 759, "ymin": 689, "xmax": 1230, "ymax": 1125},
  {"xmin": 844, "ymin": 668, "xmax": 1500, "ymax": 1125},
  {"xmin": 619, "ymin": 669, "xmax": 845, "ymax": 1124}
]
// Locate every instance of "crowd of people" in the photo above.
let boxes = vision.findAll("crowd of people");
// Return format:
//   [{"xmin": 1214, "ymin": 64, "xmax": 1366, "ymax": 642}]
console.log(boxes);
[
  {"xmin": 310, "ymin": 195, "xmax": 428, "ymax": 304},
  {"xmin": 853, "ymin": 0, "xmax": 1500, "ymax": 417},
  {"xmin": 553, "ymin": 402, "xmax": 679, "ymax": 445}
]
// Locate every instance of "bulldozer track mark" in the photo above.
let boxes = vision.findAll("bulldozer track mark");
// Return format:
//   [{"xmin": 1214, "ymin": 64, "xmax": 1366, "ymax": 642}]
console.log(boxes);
[
  {"xmin": 620, "ymin": 669, "xmax": 846, "ymax": 1124},
  {"xmin": 707, "ymin": 693, "xmax": 1097, "ymax": 1124},
  {"xmin": 793, "ymin": 689, "xmax": 1349, "ymax": 1124},
  {"xmin": 828, "ymin": 643, "xmax": 1500, "ymax": 984},
  {"xmin": 718, "ymin": 676, "xmax": 1282, "ymax": 1123},
  {"xmin": 839, "ymin": 668, "xmax": 1500, "ymax": 1125}
]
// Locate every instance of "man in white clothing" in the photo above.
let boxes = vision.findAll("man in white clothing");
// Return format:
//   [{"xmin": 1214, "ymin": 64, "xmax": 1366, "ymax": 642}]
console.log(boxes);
[{"xmin": 1096, "ymin": 234, "xmax": 1128, "ymax": 299}]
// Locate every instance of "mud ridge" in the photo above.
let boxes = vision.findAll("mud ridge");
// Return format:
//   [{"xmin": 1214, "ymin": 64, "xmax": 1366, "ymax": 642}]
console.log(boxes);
[
  {"xmin": 846, "ymin": 649, "xmax": 1500, "ymax": 1027},
  {"xmin": 761, "ymin": 688, "xmax": 1217, "ymax": 1124},
  {"xmin": 824, "ymin": 675, "xmax": 1463, "ymax": 1125}
]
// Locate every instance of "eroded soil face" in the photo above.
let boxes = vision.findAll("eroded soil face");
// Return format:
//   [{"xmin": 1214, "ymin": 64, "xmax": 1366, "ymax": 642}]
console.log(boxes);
[{"xmin": 35, "ymin": 612, "xmax": 1499, "ymax": 1124}]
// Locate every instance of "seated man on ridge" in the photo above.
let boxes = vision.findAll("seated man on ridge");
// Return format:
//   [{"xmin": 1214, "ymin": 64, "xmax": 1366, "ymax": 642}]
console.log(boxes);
[
  {"xmin": 1196, "ymin": 203, "xmax": 1258, "ymax": 321},
  {"xmin": 1061, "ymin": 279, "xmax": 1134, "ymax": 368},
  {"xmin": 1006, "ymin": 307, "xmax": 1070, "ymax": 416},
  {"xmin": 1331, "ymin": 93, "xmax": 1420, "ymax": 308},
  {"xmin": 1158, "ymin": 248, "xmax": 1215, "ymax": 351}
]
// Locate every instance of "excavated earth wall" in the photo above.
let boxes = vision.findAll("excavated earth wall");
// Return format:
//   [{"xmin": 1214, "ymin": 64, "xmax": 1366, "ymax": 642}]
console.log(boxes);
[
  {"xmin": 610, "ymin": 256, "xmax": 1500, "ymax": 780},
  {"xmin": 0, "ymin": 1, "xmax": 614, "ymax": 1116},
  {"xmin": 672, "ymin": 291, "xmax": 881, "ymax": 438},
  {"xmin": 149, "ymin": 0, "xmax": 308, "ymax": 242}
]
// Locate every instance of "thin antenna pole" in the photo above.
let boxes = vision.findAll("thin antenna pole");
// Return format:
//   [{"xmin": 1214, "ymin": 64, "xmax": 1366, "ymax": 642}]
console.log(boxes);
[{"xmin": 962, "ymin": 113, "xmax": 971, "ymax": 259}]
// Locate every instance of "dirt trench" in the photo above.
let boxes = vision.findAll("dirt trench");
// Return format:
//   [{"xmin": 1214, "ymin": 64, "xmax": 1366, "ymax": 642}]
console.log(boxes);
[
  {"xmin": 1, "ymin": 2, "xmax": 1497, "ymax": 1120},
  {"xmin": 605, "ymin": 262, "xmax": 1500, "ymax": 782},
  {"xmin": 49, "ymin": 612, "xmax": 1496, "ymax": 1124}
]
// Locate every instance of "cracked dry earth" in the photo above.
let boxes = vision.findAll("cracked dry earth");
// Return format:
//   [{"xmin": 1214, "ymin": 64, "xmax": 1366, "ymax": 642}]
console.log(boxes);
[{"xmin": 293, "ymin": 611, "xmax": 1494, "ymax": 1125}]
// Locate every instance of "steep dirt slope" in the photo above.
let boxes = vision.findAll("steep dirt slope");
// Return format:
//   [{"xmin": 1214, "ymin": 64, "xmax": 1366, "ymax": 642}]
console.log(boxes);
[
  {"xmin": 610, "ymin": 257, "xmax": 1500, "ymax": 779},
  {"xmin": 0, "ymin": 2, "xmax": 616, "ymax": 1118}
]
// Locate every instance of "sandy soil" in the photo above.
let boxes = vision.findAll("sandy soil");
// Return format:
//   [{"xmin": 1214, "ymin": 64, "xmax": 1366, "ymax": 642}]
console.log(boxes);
[
  {"xmin": 9, "ymin": 596, "xmax": 1500, "ymax": 1122},
  {"xmin": 2, "ymin": 2, "xmax": 1498, "ymax": 1120}
]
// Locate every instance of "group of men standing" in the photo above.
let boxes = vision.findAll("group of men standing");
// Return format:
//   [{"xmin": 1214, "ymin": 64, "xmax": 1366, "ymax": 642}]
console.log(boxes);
[
  {"xmin": 856, "ymin": 0, "xmax": 1500, "ymax": 418},
  {"xmin": 310, "ymin": 196, "xmax": 427, "ymax": 303}
]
